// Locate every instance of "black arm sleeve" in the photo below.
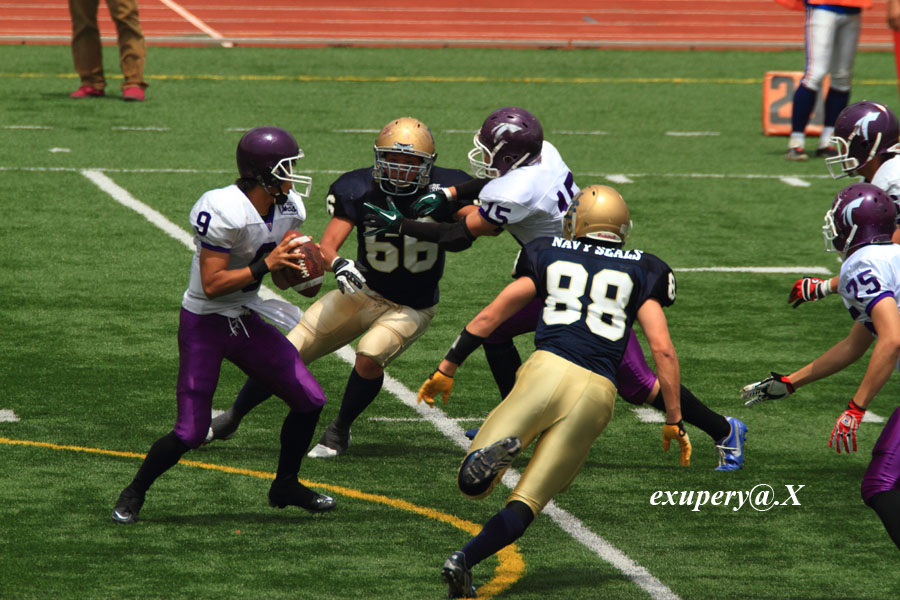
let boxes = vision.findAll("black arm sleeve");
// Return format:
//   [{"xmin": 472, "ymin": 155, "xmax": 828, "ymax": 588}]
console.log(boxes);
[
  {"xmin": 453, "ymin": 178, "xmax": 490, "ymax": 202},
  {"xmin": 399, "ymin": 219, "xmax": 476, "ymax": 252}
]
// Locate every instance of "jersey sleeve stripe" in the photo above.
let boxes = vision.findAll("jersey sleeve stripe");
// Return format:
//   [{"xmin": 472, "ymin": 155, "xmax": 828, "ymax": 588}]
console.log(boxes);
[
  {"xmin": 865, "ymin": 291, "xmax": 896, "ymax": 315},
  {"xmin": 200, "ymin": 241, "xmax": 230, "ymax": 253}
]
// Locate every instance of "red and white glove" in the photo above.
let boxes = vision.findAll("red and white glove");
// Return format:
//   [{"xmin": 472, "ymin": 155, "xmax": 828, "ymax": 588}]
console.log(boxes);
[
  {"xmin": 789, "ymin": 277, "xmax": 833, "ymax": 308},
  {"xmin": 829, "ymin": 401, "xmax": 866, "ymax": 453}
]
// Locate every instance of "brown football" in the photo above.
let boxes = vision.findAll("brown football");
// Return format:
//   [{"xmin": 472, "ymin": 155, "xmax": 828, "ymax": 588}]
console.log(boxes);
[{"xmin": 271, "ymin": 231, "xmax": 325, "ymax": 298}]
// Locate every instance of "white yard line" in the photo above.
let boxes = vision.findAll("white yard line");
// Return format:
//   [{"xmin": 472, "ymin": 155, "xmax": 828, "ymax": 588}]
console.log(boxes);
[
  {"xmin": 0, "ymin": 409, "xmax": 20, "ymax": 423},
  {"xmin": 158, "ymin": 0, "xmax": 234, "ymax": 48},
  {"xmin": 81, "ymin": 168, "xmax": 681, "ymax": 600}
]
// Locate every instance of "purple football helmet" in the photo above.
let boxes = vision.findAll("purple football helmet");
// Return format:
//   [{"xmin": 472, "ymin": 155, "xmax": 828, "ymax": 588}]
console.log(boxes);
[
  {"xmin": 468, "ymin": 106, "xmax": 543, "ymax": 179},
  {"xmin": 823, "ymin": 183, "xmax": 897, "ymax": 257},
  {"xmin": 826, "ymin": 101, "xmax": 900, "ymax": 179},
  {"xmin": 236, "ymin": 126, "xmax": 312, "ymax": 201}
]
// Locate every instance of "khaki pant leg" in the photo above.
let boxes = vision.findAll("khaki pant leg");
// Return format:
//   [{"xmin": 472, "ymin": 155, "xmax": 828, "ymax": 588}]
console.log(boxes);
[
  {"xmin": 69, "ymin": 0, "xmax": 105, "ymax": 88},
  {"xmin": 467, "ymin": 351, "xmax": 616, "ymax": 516},
  {"xmin": 356, "ymin": 301, "xmax": 435, "ymax": 368},
  {"xmin": 286, "ymin": 290, "xmax": 384, "ymax": 364},
  {"xmin": 107, "ymin": 0, "xmax": 146, "ymax": 88}
]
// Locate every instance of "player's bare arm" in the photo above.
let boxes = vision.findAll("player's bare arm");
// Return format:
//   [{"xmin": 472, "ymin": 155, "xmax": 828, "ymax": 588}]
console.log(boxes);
[
  {"xmin": 318, "ymin": 216, "xmax": 354, "ymax": 270},
  {"xmin": 636, "ymin": 299, "xmax": 682, "ymax": 425},
  {"xmin": 851, "ymin": 297, "xmax": 900, "ymax": 408},
  {"xmin": 436, "ymin": 276, "xmax": 537, "ymax": 378},
  {"xmin": 419, "ymin": 276, "xmax": 536, "ymax": 406},
  {"xmin": 787, "ymin": 321, "xmax": 874, "ymax": 389},
  {"xmin": 198, "ymin": 235, "xmax": 302, "ymax": 298}
]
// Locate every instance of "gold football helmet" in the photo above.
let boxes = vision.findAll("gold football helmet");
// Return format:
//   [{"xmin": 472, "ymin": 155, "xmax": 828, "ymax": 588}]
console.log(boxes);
[
  {"xmin": 373, "ymin": 117, "xmax": 436, "ymax": 196},
  {"xmin": 562, "ymin": 185, "xmax": 630, "ymax": 244}
]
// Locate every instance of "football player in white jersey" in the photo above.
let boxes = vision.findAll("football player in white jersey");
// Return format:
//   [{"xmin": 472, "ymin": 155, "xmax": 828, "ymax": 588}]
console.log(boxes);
[
  {"xmin": 205, "ymin": 118, "xmax": 474, "ymax": 457},
  {"xmin": 742, "ymin": 183, "xmax": 900, "ymax": 550},
  {"xmin": 790, "ymin": 101, "xmax": 900, "ymax": 308},
  {"xmin": 111, "ymin": 127, "xmax": 335, "ymax": 524},
  {"xmin": 368, "ymin": 107, "xmax": 746, "ymax": 470}
]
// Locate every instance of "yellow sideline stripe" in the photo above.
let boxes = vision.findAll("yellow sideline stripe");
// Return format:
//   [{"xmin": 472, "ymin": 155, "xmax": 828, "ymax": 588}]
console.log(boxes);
[
  {"xmin": 0, "ymin": 436, "xmax": 524, "ymax": 598},
  {"xmin": 2, "ymin": 72, "xmax": 896, "ymax": 86}
]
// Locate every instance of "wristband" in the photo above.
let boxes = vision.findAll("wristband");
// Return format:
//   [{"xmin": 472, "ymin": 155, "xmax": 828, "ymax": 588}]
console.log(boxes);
[
  {"xmin": 445, "ymin": 328, "xmax": 487, "ymax": 366},
  {"xmin": 249, "ymin": 258, "xmax": 270, "ymax": 281}
]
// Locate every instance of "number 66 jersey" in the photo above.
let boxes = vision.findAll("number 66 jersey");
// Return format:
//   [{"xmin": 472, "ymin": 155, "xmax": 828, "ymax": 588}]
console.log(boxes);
[{"xmin": 521, "ymin": 235, "xmax": 677, "ymax": 384}]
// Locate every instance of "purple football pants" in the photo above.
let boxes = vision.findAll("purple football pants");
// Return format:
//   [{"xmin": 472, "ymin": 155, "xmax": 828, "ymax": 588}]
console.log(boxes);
[
  {"xmin": 861, "ymin": 406, "xmax": 900, "ymax": 503},
  {"xmin": 484, "ymin": 298, "xmax": 657, "ymax": 404},
  {"xmin": 174, "ymin": 308, "xmax": 326, "ymax": 448}
]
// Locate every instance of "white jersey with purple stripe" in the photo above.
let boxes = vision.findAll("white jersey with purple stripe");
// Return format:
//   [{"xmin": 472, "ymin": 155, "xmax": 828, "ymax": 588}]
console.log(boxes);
[
  {"xmin": 870, "ymin": 156, "xmax": 900, "ymax": 222},
  {"xmin": 838, "ymin": 243, "xmax": 900, "ymax": 337},
  {"xmin": 182, "ymin": 184, "xmax": 306, "ymax": 317},
  {"xmin": 477, "ymin": 140, "xmax": 578, "ymax": 247}
]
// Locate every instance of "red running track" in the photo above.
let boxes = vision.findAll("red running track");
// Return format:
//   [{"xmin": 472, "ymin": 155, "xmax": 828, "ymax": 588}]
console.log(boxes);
[{"xmin": 0, "ymin": 0, "xmax": 894, "ymax": 50}]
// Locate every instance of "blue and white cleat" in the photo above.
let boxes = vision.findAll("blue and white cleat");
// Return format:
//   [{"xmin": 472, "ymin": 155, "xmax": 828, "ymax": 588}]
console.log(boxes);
[{"xmin": 715, "ymin": 417, "xmax": 747, "ymax": 471}]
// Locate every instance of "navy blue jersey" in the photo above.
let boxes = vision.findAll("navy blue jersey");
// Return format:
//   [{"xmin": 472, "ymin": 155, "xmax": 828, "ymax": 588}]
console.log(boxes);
[
  {"xmin": 522, "ymin": 236, "xmax": 676, "ymax": 383},
  {"xmin": 327, "ymin": 166, "xmax": 472, "ymax": 309}
]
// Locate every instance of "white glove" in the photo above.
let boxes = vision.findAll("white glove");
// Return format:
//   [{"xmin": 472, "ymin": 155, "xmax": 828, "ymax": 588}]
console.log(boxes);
[
  {"xmin": 741, "ymin": 372, "xmax": 794, "ymax": 407},
  {"xmin": 331, "ymin": 257, "xmax": 365, "ymax": 294}
]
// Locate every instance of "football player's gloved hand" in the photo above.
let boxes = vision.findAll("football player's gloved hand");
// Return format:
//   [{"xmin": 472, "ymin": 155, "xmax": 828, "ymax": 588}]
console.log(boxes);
[
  {"xmin": 411, "ymin": 188, "xmax": 451, "ymax": 218},
  {"xmin": 331, "ymin": 257, "xmax": 366, "ymax": 294},
  {"xmin": 363, "ymin": 199, "xmax": 403, "ymax": 236},
  {"xmin": 662, "ymin": 421, "xmax": 692, "ymax": 466},
  {"xmin": 417, "ymin": 370, "xmax": 453, "ymax": 406},
  {"xmin": 829, "ymin": 401, "xmax": 866, "ymax": 453},
  {"xmin": 741, "ymin": 372, "xmax": 794, "ymax": 407},
  {"xmin": 789, "ymin": 276, "xmax": 833, "ymax": 308}
]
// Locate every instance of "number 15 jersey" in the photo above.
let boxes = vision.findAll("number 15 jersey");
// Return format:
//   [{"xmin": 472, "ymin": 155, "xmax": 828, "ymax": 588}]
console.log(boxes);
[{"xmin": 521, "ymin": 236, "xmax": 677, "ymax": 384}]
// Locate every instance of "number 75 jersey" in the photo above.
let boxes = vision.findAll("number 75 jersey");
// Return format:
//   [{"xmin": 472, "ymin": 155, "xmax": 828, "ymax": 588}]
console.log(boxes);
[{"xmin": 522, "ymin": 236, "xmax": 677, "ymax": 384}]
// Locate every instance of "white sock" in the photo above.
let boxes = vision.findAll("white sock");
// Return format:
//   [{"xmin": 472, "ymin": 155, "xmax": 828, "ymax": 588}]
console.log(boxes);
[
  {"xmin": 789, "ymin": 132, "xmax": 805, "ymax": 149},
  {"xmin": 818, "ymin": 127, "xmax": 835, "ymax": 148}
]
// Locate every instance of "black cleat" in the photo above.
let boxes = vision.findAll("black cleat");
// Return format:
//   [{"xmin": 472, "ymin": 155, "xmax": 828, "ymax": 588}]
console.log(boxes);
[
  {"xmin": 460, "ymin": 436, "xmax": 523, "ymax": 490},
  {"xmin": 111, "ymin": 486, "xmax": 145, "ymax": 524},
  {"xmin": 205, "ymin": 409, "xmax": 241, "ymax": 444},
  {"xmin": 815, "ymin": 145, "xmax": 839, "ymax": 158},
  {"xmin": 307, "ymin": 420, "xmax": 351, "ymax": 458},
  {"xmin": 268, "ymin": 480, "xmax": 336, "ymax": 513},
  {"xmin": 442, "ymin": 551, "xmax": 476, "ymax": 598}
]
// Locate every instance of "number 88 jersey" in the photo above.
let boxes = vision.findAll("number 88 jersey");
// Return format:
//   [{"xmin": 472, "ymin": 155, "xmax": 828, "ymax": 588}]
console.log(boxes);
[{"xmin": 522, "ymin": 236, "xmax": 677, "ymax": 383}]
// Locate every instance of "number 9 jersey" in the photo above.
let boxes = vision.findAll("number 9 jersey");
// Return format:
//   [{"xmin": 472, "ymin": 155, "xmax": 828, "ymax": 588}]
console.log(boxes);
[{"xmin": 521, "ymin": 235, "xmax": 677, "ymax": 384}]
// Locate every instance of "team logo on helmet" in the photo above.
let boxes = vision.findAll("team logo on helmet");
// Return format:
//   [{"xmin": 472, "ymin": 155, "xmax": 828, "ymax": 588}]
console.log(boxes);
[
  {"xmin": 840, "ymin": 198, "xmax": 866, "ymax": 228},
  {"xmin": 853, "ymin": 112, "xmax": 880, "ymax": 143},
  {"xmin": 490, "ymin": 123, "xmax": 524, "ymax": 142}
]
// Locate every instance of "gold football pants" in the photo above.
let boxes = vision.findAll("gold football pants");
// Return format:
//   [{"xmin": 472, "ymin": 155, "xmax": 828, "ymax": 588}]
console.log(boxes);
[
  {"xmin": 287, "ymin": 289, "xmax": 435, "ymax": 368},
  {"xmin": 466, "ymin": 350, "xmax": 616, "ymax": 517}
]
